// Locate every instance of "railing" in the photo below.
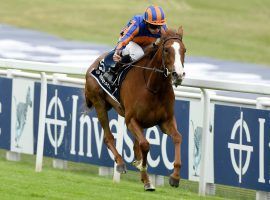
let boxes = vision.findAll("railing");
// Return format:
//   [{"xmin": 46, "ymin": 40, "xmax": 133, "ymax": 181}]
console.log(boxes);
[{"xmin": 1, "ymin": 59, "xmax": 270, "ymax": 199}]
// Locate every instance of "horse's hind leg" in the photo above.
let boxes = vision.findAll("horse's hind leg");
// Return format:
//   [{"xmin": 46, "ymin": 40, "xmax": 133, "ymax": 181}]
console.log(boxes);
[
  {"xmin": 94, "ymin": 102, "xmax": 126, "ymax": 173},
  {"xmin": 127, "ymin": 118, "xmax": 155, "ymax": 191},
  {"xmin": 160, "ymin": 117, "xmax": 182, "ymax": 187}
]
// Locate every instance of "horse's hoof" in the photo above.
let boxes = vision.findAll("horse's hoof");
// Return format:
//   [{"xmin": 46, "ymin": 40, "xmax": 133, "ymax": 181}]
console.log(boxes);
[
  {"xmin": 116, "ymin": 164, "xmax": 127, "ymax": 174},
  {"xmin": 169, "ymin": 176, "xmax": 180, "ymax": 187},
  {"xmin": 144, "ymin": 182, "xmax": 155, "ymax": 191}
]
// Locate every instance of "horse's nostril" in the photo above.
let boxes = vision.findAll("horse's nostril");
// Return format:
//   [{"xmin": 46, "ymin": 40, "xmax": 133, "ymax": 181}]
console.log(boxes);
[{"xmin": 172, "ymin": 72, "xmax": 178, "ymax": 77}]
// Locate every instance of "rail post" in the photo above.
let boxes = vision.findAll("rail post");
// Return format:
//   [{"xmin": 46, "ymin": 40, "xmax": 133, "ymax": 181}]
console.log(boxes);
[
  {"xmin": 149, "ymin": 175, "xmax": 164, "ymax": 187},
  {"xmin": 256, "ymin": 97, "xmax": 270, "ymax": 200},
  {"xmin": 199, "ymin": 89, "xmax": 215, "ymax": 195},
  {"xmin": 113, "ymin": 115, "xmax": 125, "ymax": 182},
  {"xmin": 5, "ymin": 69, "xmax": 21, "ymax": 162},
  {"xmin": 35, "ymin": 72, "xmax": 47, "ymax": 172}
]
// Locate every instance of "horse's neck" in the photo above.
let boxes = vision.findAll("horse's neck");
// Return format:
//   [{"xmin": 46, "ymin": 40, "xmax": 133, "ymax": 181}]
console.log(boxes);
[{"xmin": 144, "ymin": 47, "xmax": 171, "ymax": 94}]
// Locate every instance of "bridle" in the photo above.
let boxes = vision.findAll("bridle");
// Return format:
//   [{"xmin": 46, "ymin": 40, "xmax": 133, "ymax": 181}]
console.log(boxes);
[
  {"xmin": 120, "ymin": 36, "xmax": 184, "ymax": 93},
  {"xmin": 122, "ymin": 36, "xmax": 183, "ymax": 78},
  {"xmin": 161, "ymin": 36, "xmax": 183, "ymax": 77}
]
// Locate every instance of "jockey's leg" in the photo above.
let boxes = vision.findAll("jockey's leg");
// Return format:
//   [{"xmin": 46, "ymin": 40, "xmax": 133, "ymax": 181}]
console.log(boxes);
[
  {"xmin": 103, "ymin": 59, "xmax": 129, "ymax": 85},
  {"xmin": 93, "ymin": 100, "xmax": 126, "ymax": 173},
  {"xmin": 122, "ymin": 41, "xmax": 144, "ymax": 61},
  {"xmin": 160, "ymin": 117, "xmax": 182, "ymax": 187},
  {"xmin": 104, "ymin": 42, "xmax": 143, "ymax": 84}
]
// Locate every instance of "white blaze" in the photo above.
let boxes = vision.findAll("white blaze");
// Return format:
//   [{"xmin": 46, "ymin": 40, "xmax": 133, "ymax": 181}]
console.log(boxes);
[{"xmin": 172, "ymin": 42, "xmax": 184, "ymax": 76}]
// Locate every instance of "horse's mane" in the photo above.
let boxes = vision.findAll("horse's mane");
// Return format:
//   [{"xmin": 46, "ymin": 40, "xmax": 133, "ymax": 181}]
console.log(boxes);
[
  {"xmin": 162, "ymin": 29, "xmax": 180, "ymax": 38},
  {"xmin": 144, "ymin": 28, "xmax": 181, "ymax": 59}
]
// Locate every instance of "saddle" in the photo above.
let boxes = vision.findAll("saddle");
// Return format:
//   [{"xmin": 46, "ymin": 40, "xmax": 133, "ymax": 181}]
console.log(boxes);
[
  {"xmin": 90, "ymin": 50, "xmax": 132, "ymax": 103},
  {"xmin": 100, "ymin": 50, "xmax": 116, "ymax": 72}
]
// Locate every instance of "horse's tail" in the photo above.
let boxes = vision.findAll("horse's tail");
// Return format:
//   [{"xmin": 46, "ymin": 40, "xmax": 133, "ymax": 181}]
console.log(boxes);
[
  {"xmin": 80, "ymin": 98, "xmax": 93, "ymax": 116},
  {"xmin": 82, "ymin": 88, "xmax": 93, "ymax": 112},
  {"xmin": 85, "ymin": 98, "xmax": 93, "ymax": 109}
]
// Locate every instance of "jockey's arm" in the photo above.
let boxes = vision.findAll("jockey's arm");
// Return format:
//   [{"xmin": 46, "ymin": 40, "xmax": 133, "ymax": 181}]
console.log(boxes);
[{"xmin": 114, "ymin": 23, "xmax": 139, "ymax": 62}]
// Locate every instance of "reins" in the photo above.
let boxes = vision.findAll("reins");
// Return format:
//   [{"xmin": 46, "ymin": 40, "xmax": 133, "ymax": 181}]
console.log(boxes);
[
  {"xmin": 120, "ymin": 36, "xmax": 182, "ymax": 78},
  {"xmin": 120, "ymin": 36, "xmax": 183, "ymax": 94},
  {"xmin": 122, "ymin": 63, "xmax": 165, "ymax": 74}
]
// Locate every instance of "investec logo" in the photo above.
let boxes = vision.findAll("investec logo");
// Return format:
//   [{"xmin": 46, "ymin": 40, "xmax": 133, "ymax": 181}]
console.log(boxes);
[
  {"xmin": 45, "ymin": 89, "xmax": 174, "ymax": 170},
  {"xmin": 45, "ymin": 90, "xmax": 67, "ymax": 155},
  {"xmin": 44, "ymin": 89, "xmax": 103, "ymax": 157},
  {"xmin": 228, "ymin": 111, "xmax": 269, "ymax": 184},
  {"xmin": 228, "ymin": 112, "xmax": 253, "ymax": 183},
  {"xmin": 45, "ymin": 89, "xmax": 117, "ymax": 158}
]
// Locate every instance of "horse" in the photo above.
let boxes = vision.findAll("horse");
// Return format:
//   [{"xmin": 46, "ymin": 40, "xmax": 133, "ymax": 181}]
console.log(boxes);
[{"xmin": 84, "ymin": 26, "xmax": 186, "ymax": 191}]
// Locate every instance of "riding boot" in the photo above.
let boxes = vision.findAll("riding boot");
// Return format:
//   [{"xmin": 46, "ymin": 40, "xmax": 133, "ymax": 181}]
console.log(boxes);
[
  {"xmin": 103, "ymin": 55, "xmax": 131, "ymax": 85},
  {"xmin": 103, "ymin": 64, "xmax": 121, "ymax": 85}
]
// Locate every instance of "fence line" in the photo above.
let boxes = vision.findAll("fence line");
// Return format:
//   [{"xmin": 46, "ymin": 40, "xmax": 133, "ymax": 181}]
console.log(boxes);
[{"xmin": 1, "ymin": 59, "xmax": 270, "ymax": 199}]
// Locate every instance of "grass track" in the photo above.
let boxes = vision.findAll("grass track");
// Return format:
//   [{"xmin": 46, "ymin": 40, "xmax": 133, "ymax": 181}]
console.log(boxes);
[
  {"xmin": 0, "ymin": 150, "xmax": 255, "ymax": 200},
  {"xmin": 0, "ymin": 0, "xmax": 270, "ymax": 65},
  {"xmin": 0, "ymin": 151, "xmax": 226, "ymax": 200}
]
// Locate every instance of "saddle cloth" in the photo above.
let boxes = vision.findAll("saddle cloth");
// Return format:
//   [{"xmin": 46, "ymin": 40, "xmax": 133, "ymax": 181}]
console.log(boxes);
[{"xmin": 90, "ymin": 54, "xmax": 132, "ymax": 104}]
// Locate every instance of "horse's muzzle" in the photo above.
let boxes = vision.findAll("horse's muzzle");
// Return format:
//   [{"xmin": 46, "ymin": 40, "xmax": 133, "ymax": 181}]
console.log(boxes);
[{"xmin": 172, "ymin": 72, "xmax": 185, "ymax": 87}]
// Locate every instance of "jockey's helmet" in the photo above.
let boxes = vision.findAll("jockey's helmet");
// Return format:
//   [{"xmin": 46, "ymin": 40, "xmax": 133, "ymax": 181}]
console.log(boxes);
[{"xmin": 144, "ymin": 5, "xmax": 166, "ymax": 25}]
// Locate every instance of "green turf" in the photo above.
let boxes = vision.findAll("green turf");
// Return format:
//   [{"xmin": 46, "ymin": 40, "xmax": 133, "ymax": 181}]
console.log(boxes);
[
  {"xmin": 0, "ymin": 151, "xmax": 228, "ymax": 200},
  {"xmin": 0, "ymin": 0, "xmax": 269, "ymax": 65},
  {"xmin": 0, "ymin": 150, "xmax": 256, "ymax": 200}
]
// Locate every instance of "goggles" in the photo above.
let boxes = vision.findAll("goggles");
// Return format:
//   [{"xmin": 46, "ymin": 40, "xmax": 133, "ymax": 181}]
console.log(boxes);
[{"xmin": 148, "ymin": 24, "xmax": 162, "ymax": 30}]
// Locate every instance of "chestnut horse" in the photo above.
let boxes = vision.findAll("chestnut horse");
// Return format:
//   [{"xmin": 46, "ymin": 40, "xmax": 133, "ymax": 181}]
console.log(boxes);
[{"xmin": 84, "ymin": 27, "xmax": 186, "ymax": 191}]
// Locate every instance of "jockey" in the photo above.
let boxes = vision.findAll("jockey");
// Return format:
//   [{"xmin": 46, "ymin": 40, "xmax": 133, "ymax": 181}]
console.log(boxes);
[{"xmin": 103, "ymin": 5, "xmax": 168, "ymax": 84}]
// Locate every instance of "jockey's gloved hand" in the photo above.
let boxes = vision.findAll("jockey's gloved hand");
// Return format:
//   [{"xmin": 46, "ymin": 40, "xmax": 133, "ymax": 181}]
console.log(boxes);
[{"xmin": 113, "ymin": 50, "xmax": 122, "ymax": 62}]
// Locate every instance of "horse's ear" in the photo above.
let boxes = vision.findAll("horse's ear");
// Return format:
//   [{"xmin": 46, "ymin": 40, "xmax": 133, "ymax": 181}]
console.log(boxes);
[{"xmin": 177, "ymin": 26, "xmax": 184, "ymax": 38}]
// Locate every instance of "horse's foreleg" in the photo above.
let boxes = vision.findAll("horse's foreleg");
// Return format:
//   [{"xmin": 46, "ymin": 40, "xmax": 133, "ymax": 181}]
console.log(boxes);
[
  {"xmin": 133, "ymin": 139, "xmax": 142, "ymax": 161},
  {"xmin": 160, "ymin": 117, "xmax": 182, "ymax": 187},
  {"xmin": 132, "ymin": 139, "xmax": 143, "ymax": 169},
  {"xmin": 127, "ymin": 118, "xmax": 155, "ymax": 191},
  {"xmin": 94, "ymin": 103, "xmax": 126, "ymax": 173}
]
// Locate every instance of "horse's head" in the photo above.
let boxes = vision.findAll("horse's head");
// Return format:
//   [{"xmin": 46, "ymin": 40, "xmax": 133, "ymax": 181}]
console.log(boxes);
[{"xmin": 159, "ymin": 26, "xmax": 186, "ymax": 87}]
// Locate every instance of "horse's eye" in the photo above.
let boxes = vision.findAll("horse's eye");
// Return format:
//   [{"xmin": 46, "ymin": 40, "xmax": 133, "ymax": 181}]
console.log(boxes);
[{"xmin": 164, "ymin": 48, "xmax": 169, "ymax": 53}]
